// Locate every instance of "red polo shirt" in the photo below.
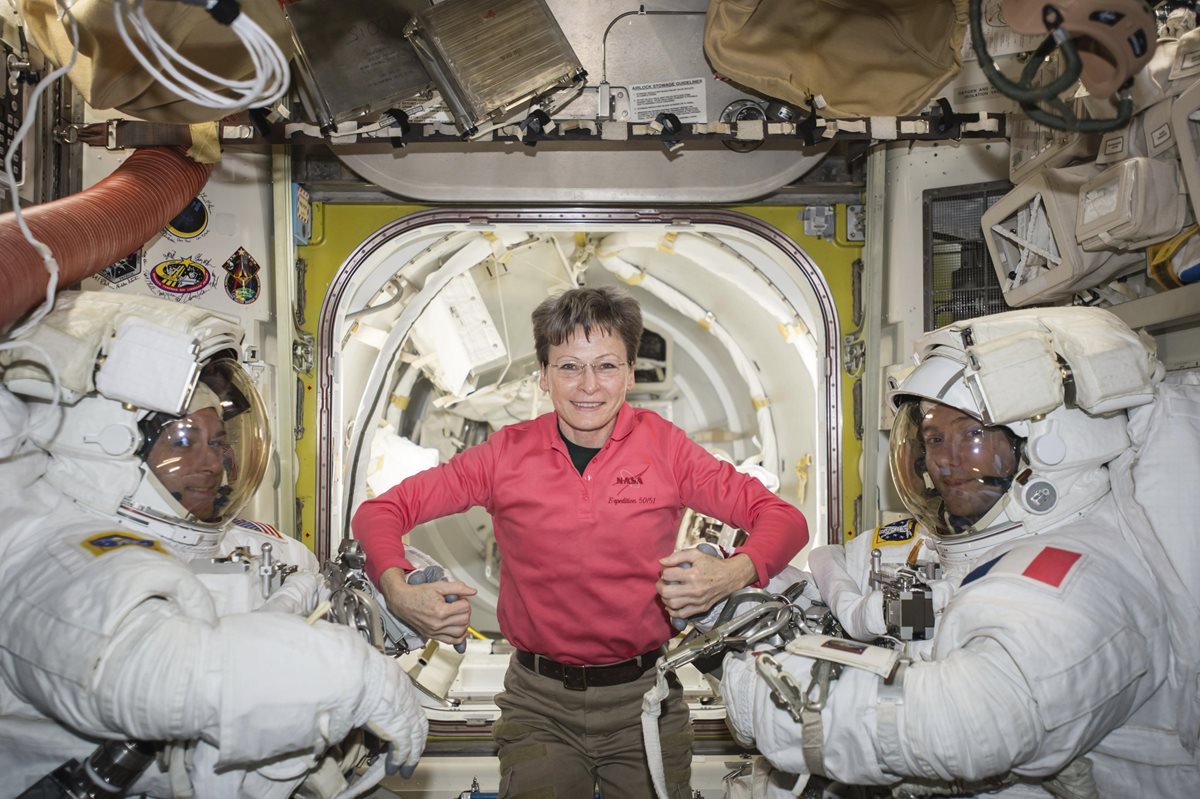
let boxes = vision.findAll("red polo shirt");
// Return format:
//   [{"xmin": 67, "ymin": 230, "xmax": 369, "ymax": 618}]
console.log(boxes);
[{"xmin": 353, "ymin": 403, "xmax": 808, "ymax": 665}]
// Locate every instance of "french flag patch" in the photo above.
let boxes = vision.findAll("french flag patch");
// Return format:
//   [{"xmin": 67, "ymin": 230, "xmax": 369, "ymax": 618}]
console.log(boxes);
[{"xmin": 962, "ymin": 545, "xmax": 1083, "ymax": 589}]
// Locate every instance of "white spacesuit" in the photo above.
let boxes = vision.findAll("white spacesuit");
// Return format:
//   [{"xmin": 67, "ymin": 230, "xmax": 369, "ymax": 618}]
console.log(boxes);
[
  {"xmin": 807, "ymin": 518, "xmax": 943, "ymax": 659},
  {"xmin": 0, "ymin": 292, "xmax": 427, "ymax": 797},
  {"xmin": 722, "ymin": 307, "xmax": 1200, "ymax": 796}
]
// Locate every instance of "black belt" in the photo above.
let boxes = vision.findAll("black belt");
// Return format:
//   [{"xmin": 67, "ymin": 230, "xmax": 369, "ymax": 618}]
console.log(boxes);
[{"xmin": 515, "ymin": 648, "xmax": 663, "ymax": 691}]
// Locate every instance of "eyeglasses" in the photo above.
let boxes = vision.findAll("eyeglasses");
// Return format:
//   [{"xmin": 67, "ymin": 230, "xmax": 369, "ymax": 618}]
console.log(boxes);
[{"xmin": 547, "ymin": 359, "xmax": 629, "ymax": 382}]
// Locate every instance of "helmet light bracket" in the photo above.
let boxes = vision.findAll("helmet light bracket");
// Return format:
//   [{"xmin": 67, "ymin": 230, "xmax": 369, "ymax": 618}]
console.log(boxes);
[{"xmin": 95, "ymin": 318, "xmax": 202, "ymax": 416}]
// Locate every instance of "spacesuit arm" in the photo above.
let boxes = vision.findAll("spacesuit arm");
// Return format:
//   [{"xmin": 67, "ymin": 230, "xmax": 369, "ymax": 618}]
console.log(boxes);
[
  {"xmin": 726, "ymin": 627, "xmax": 1145, "ymax": 787},
  {"xmin": 92, "ymin": 601, "xmax": 427, "ymax": 770},
  {"xmin": 807, "ymin": 544, "xmax": 887, "ymax": 641},
  {"xmin": 724, "ymin": 638, "xmax": 1043, "ymax": 785}
]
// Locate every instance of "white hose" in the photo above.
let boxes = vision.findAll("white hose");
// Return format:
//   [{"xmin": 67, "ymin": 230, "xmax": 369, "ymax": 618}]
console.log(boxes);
[{"xmin": 640, "ymin": 666, "xmax": 674, "ymax": 799}]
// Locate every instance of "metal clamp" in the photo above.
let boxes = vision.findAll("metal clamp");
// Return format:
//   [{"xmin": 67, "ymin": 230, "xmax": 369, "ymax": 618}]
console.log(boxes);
[
  {"xmin": 803, "ymin": 658, "xmax": 842, "ymax": 713},
  {"xmin": 322, "ymin": 539, "xmax": 411, "ymax": 656},
  {"xmin": 870, "ymin": 548, "xmax": 937, "ymax": 641},
  {"xmin": 756, "ymin": 653, "xmax": 807, "ymax": 722}
]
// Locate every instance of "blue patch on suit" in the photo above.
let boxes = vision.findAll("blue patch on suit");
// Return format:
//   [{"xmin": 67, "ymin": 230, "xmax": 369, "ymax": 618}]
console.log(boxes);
[{"xmin": 871, "ymin": 518, "xmax": 917, "ymax": 547}]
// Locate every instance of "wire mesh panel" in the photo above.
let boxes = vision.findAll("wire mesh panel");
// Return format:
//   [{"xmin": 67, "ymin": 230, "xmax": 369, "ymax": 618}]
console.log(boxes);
[{"xmin": 923, "ymin": 182, "xmax": 1013, "ymax": 330}]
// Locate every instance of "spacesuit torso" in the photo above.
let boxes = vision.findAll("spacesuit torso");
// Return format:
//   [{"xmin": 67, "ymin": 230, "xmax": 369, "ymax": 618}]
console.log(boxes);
[
  {"xmin": 0, "ymin": 292, "xmax": 427, "ymax": 798},
  {"xmin": 747, "ymin": 496, "xmax": 1197, "ymax": 797},
  {"xmin": 724, "ymin": 308, "xmax": 1200, "ymax": 798},
  {"xmin": 0, "ymin": 483, "xmax": 323, "ymax": 798}
]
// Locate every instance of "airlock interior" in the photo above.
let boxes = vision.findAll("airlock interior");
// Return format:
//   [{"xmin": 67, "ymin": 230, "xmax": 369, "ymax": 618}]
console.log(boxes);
[{"xmin": 318, "ymin": 211, "xmax": 840, "ymax": 634}]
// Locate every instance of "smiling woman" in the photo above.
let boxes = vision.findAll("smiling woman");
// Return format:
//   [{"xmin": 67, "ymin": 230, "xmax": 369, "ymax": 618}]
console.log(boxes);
[
  {"xmin": 539, "ymin": 328, "xmax": 636, "ymax": 448},
  {"xmin": 350, "ymin": 284, "xmax": 809, "ymax": 799}
]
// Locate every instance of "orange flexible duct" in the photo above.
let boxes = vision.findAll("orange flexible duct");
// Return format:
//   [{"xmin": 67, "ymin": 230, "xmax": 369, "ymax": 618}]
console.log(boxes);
[{"xmin": 0, "ymin": 147, "xmax": 215, "ymax": 330}]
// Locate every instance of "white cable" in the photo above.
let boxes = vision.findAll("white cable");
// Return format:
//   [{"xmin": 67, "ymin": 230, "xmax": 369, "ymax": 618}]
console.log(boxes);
[
  {"xmin": 112, "ymin": 0, "xmax": 289, "ymax": 112},
  {"xmin": 2, "ymin": 1, "xmax": 81, "ymax": 342}
]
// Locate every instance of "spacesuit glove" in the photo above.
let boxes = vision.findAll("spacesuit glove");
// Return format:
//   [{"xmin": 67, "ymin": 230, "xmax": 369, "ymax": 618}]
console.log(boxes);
[
  {"xmin": 355, "ymin": 648, "xmax": 429, "ymax": 775},
  {"xmin": 259, "ymin": 571, "xmax": 329, "ymax": 616},
  {"xmin": 807, "ymin": 545, "xmax": 887, "ymax": 640},
  {"xmin": 720, "ymin": 650, "xmax": 760, "ymax": 748}
]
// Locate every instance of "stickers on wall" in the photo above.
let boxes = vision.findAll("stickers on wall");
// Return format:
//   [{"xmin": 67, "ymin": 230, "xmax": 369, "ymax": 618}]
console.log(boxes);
[
  {"xmin": 146, "ymin": 252, "xmax": 214, "ymax": 301},
  {"xmin": 165, "ymin": 194, "xmax": 212, "ymax": 240},
  {"xmin": 92, "ymin": 251, "xmax": 142, "ymax": 289},
  {"xmin": 221, "ymin": 246, "xmax": 263, "ymax": 305}
]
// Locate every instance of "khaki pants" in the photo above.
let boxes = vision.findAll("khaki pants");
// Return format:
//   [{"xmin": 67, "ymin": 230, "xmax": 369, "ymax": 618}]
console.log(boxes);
[{"xmin": 493, "ymin": 654, "xmax": 693, "ymax": 798}]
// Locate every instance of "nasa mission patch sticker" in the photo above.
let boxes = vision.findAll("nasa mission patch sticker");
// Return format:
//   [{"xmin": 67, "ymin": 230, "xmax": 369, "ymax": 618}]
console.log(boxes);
[
  {"xmin": 872, "ymin": 518, "xmax": 917, "ymax": 547},
  {"xmin": 222, "ymin": 246, "xmax": 262, "ymax": 304},
  {"xmin": 165, "ymin": 194, "xmax": 211, "ymax": 240},
  {"xmin": 80, "ymin": 531, "xmax": 168, "ymax": 557},
  {"xmin": 93, "ymin": 251, "xmax": 142, "ymax": 289},
  {"xmin": 146, "ymin": 253, "xmax": 213, "ymax": 300}
]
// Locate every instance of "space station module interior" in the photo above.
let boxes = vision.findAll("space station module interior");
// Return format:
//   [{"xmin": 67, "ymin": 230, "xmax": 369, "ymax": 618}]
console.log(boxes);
[{"xmin": 2, "ymin": 1, "xmax": 1200, "ymax": 798}]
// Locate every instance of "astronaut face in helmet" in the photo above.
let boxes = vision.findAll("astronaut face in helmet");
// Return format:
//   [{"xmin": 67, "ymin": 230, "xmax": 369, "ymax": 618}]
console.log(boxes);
[
  {"xmin": 133, "ymin": 356, "xmax": 270, "ymax": 528},
  {"xmin": 920, "ymin": 402, "xmax": 1020, "ymax": 523},
  {"xmin": 890, "ymin": 399, "xmax": 1022, "ymax": 537},
  {"xmin": 145, "ymin": 406, "xmax": 230, "ymax": 521}
]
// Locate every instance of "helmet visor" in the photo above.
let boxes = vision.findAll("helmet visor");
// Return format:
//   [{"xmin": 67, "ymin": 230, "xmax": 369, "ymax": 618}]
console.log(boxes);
[
  {"xmin": 889, "ymin": 399, "xmax": 1021, "ymax": 538},
  {"xmin": 141, "ymin": 357, "xmax": 269, "ymax": 525}
]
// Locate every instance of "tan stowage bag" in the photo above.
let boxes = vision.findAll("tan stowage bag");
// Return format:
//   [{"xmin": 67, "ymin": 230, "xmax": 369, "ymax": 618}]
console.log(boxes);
[
  {"xmin": 704, "ymin": 0, "xmax": 967, "ymax": 118},
  {"xmin": 19, "ymin": 0, "xmax": 292, "ymax": 123}
]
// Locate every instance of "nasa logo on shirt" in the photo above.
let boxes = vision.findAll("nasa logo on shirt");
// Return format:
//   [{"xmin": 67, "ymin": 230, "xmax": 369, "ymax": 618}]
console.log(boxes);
[
  {"xmin": 613, "ymin": 466, "xmax": 648, "ymax": 494},
  {"xmin": 610, "ymin": 465, "xmax": 655, "ymax": 505}
]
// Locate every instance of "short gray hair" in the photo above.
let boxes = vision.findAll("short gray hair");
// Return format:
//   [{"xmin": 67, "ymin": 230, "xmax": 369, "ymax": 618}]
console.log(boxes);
[{"xmin": 532, "ymin": 286, "xmax": 642, "ymax": 366}]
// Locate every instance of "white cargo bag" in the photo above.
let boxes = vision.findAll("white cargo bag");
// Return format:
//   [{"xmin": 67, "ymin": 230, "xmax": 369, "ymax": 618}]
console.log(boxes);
[
  {"xmin": 982, "ymin": 165, "xmax": 1141, "ymax": 306},
  {"xmin": 1077, "ymin": 157, "xmax": 1189, "ymax": 252}
]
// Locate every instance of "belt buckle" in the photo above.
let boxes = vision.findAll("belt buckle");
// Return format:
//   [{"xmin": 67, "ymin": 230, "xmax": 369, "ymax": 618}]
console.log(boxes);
[{"xmin": 562, "ymin": 664, "xmax": 587, "ymax": 691}]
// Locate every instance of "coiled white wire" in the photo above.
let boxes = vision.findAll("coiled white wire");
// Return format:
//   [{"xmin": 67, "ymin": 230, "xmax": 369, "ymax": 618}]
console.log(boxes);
[{"xmin": 112, "ymin": 0, "xmax": 290, "ymax": 112}]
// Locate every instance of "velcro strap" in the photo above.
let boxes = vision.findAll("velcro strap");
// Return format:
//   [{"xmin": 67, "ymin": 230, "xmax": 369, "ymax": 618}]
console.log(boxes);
[{"xmin": 801, "ymin": 706, "xmax": 825, "ymax": 775}]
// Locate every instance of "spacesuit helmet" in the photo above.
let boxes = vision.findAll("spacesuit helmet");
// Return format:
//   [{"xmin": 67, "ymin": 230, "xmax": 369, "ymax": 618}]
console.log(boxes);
[
  {"xmin": 128, "ymin": 353, "xmax": 269, "ymax": 529},
  {"xmin": 0, "ymin": 291, "xmax": 270, "ymax": 549},
  {"xmin": 888, "ymin": 353, "xmax": 1024, "ymax": 540},
  {"xmin": 887, "ymin": 307, "xmax": 1161, "ymax": 544}
]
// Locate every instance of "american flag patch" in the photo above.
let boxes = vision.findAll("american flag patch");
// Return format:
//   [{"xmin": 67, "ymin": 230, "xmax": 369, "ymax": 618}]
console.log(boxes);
[
  {"xmin": 962, "ymin": 545, "xmax": 1083, "ymax": 589},
  {"xmin": 232, "ymin": 518, "xmax": 284, "ymax": 539}
]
